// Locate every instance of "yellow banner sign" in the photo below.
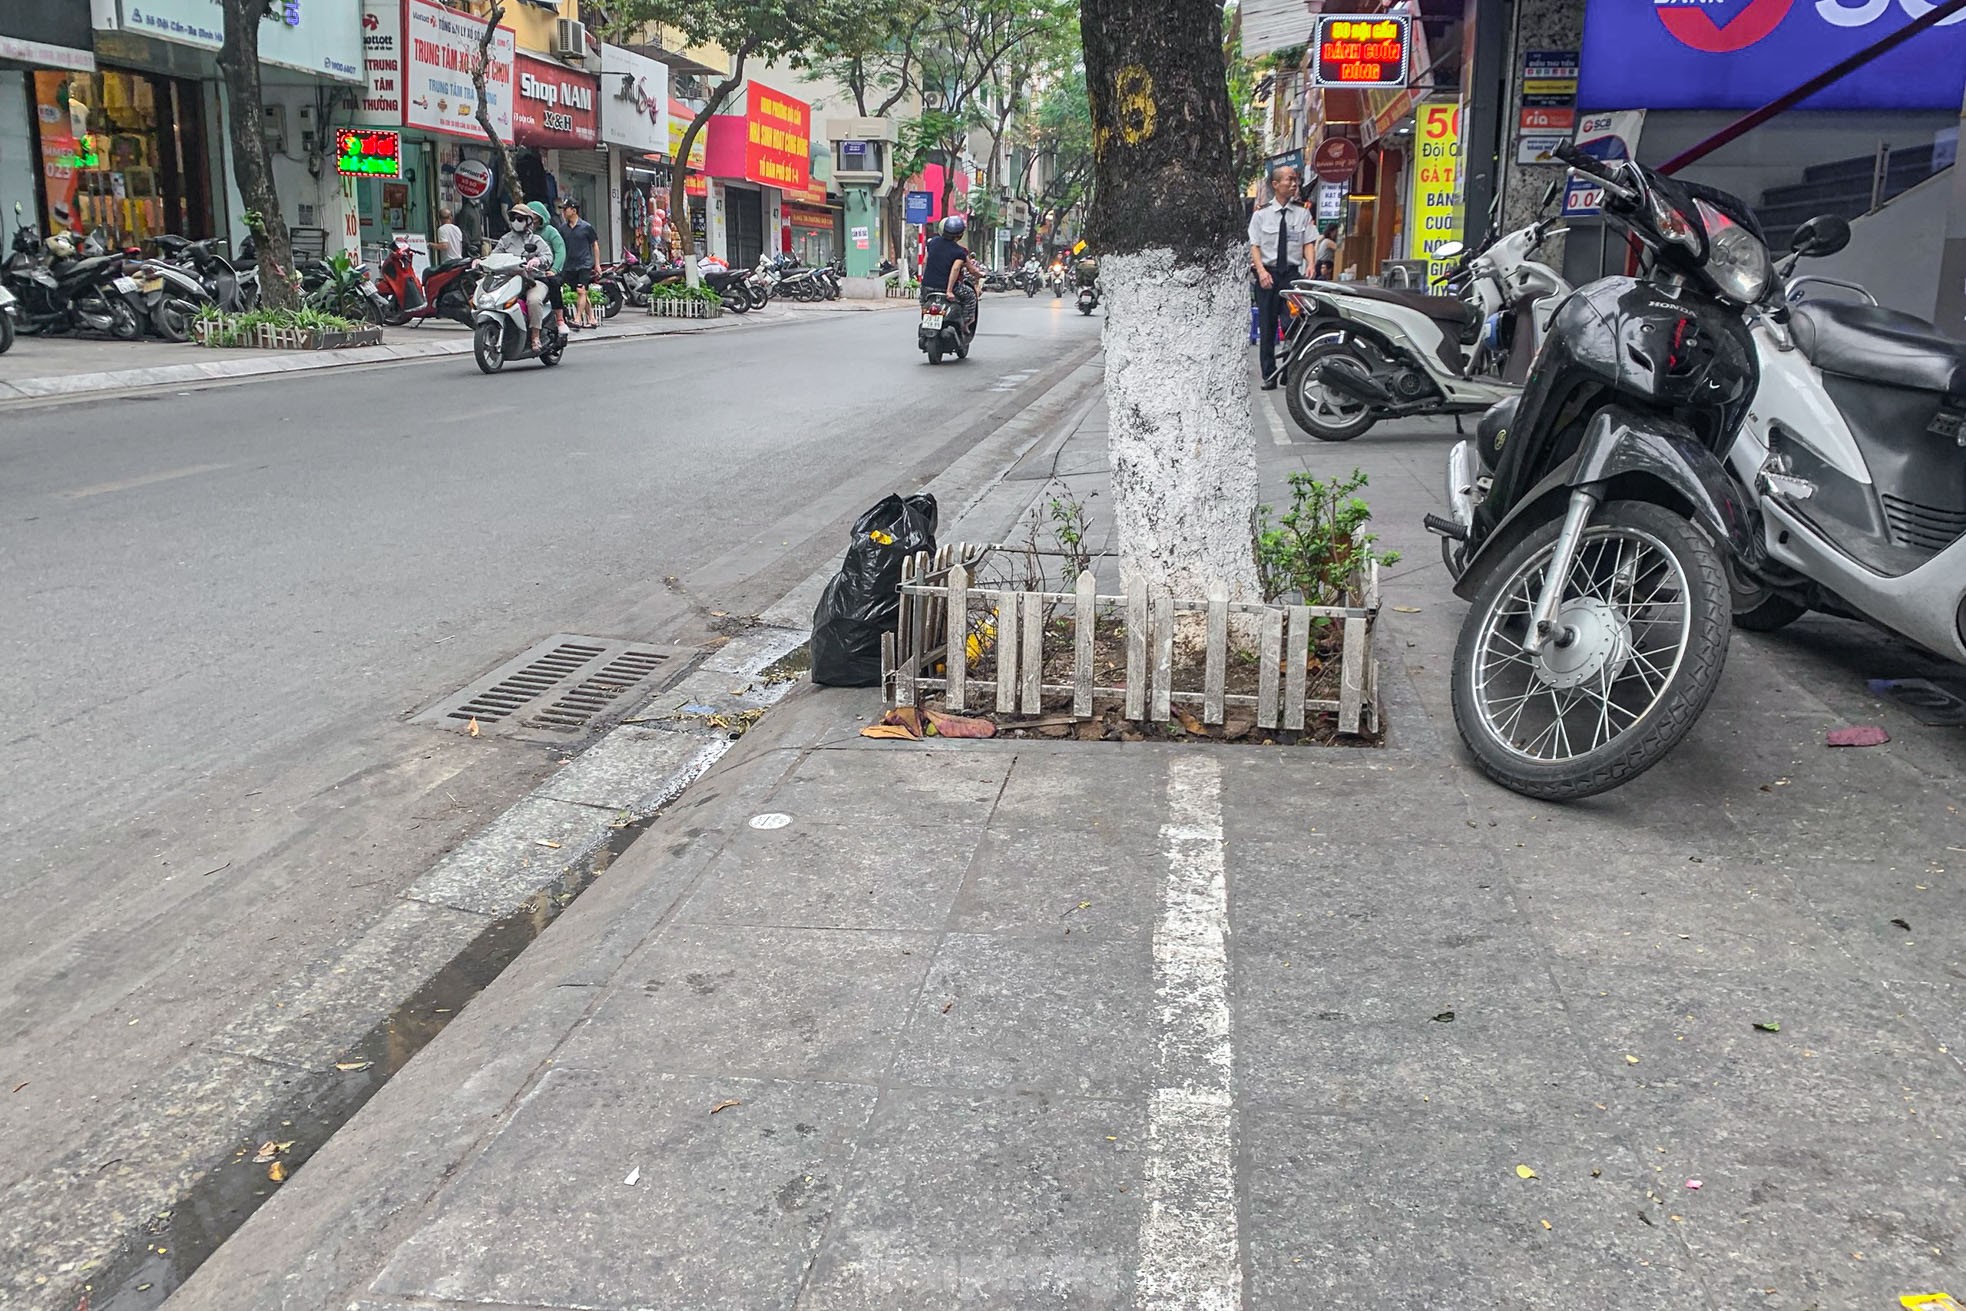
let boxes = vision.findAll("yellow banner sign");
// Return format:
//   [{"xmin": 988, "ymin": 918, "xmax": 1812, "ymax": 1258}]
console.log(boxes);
[{"xmin": 1408, "ymin": 102, "xmax": 1462, "ymax": 283}]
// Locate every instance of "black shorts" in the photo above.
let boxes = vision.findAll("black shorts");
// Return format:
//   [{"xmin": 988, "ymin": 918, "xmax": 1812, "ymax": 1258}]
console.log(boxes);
[{"xmin": 567, "ymin": 267, "xmax": 594, "ymax": 288}]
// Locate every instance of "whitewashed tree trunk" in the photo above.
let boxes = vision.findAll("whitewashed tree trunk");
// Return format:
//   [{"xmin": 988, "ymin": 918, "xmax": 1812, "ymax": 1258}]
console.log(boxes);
[{"xmin": 1103, "ymin": 247, "xmax": 1259, "ymax": 602}]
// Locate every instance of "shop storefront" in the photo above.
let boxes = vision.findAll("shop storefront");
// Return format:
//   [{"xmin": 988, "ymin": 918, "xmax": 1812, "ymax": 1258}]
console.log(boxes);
[
  {"xmin": 600, "ymin": 42, "xmax": 667, "ymax": 262},
  {"xmin": 25, "ymin": 64, "xmax": 212, "ymax": 243},
  {"xmin": 1, "ymin": 0, "xmax": 97, "ymax": 229},
  {"xmin": 356, "ymin": 0, "xmax": 514, "ymax": 259},
  {"xmin": 703, "ymin": 82, "xmax": 809, "ymax": 266},
  {"xmin": 511, "ymin": 48, "xmax": 600, "ymax": 221}
]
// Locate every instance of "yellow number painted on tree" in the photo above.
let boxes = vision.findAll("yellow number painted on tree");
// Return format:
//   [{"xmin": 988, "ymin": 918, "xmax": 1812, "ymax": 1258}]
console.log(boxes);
[{"xmin": 1115, "ymin": 65, "xmax": 1156, "ymax": 146}]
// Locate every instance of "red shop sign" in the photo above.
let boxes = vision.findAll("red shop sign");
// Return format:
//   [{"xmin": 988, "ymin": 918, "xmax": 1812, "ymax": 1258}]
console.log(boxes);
[
  {"xmin": 1311, "ymin": 137, "xmax": 1360, "ymax": 182},
  {"xmin": 742, "ymin": 83, "xmax": 810, "ymax": 192},
  {"xmin": 512, "ymin": 52, "xmax": 598, "ymax": 148}
]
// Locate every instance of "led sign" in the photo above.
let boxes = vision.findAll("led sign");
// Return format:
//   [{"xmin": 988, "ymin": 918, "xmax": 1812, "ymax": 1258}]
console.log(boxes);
[
  {"xmin": 1312, "ymin": 15, "xmax": 1411, "ymax": 89},
  {"xmin": 336, "ymin": 127, "xmax": 402, "ymax": 177}
]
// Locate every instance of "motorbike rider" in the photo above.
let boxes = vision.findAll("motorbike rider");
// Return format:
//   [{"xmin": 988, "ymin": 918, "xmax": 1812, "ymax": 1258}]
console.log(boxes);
[
  {"xmin": 921, "ymin": 215, "xmax": 979, "ymax": 333},
  {"xmin": 524, "ymin": 200, "xmax": 566, "ymax": 337},
  {"xmin": 486, "ymin": 203, "xmax": 554, "ymax": 352}
]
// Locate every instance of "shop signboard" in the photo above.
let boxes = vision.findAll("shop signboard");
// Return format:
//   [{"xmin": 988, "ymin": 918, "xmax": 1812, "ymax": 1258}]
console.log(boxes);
[
  {"xmin": 1312, "ymin": 137, "xmax": 1360, "ymax": 182},
  {"xmin": 358, "ymin": 0, "xmax": 401, "ymax": 124},
  {"xmin": 742, "ymin": 83, "xmax": 811, "ymax": 191},
  {"xmin": 1562, "ymin": 110, "xmax": 1646, "ymax": 217},
  {"xmin": 336, "ymin": 127, "xmax": 402, "ymax": 176},
  {"xmin": 2, "ymin": 0, "xmax": 97, "ymax": 69},
  {"xmin": 105, "ymin": 0, "xmax": 360, "ymax": 80},
  {"xmin": 668, "ymin": 99, "xmax": 707, "ymax": 170},
  {"xmin": 512, "ymin": 50, "xmax": 598, "ymax": 148},
  {"xmin": 601, "ymin": 43, "xmax": 667, "ymax": 156},
  {"xmin": 1406, "ymin": 102, "xmax": 1462, "ymax": 283},
  {"xmin": 1311, "ymin": 15, "xmax": 1410, "ymax": 88},
  {"xmin": 1315, "ymin": 179, "xmax": 1346, "ymax": 222},
  {"xmin": 1516, "ymin": 48, "xmax": 1578, "ymax": 164},
  {"xmin": 903, "ymin": 190, "xmax": 933, "ymax": 224},
  {"xmin": 1579, "ymin": 0, "xmax": 1966, "ymax": 111},
  {"xmin": 402, "ymin": 0, "xmax": 513, "ymax": 141}
]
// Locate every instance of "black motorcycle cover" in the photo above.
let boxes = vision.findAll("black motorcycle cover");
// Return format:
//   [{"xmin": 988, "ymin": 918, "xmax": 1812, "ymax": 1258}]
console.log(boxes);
[{"xmin": 809, "ymin": 493, "xmax": 939, "ymax": 687}]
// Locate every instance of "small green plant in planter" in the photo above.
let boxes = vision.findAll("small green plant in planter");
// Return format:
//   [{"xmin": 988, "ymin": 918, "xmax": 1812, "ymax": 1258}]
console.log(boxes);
[
  {"xmin": 1252, "ymin": 468, "xmax": 1400, "ymax": 610},
  {"xmin": 194, "ymin": 305, "xmax": 363, "ymax": 347}
]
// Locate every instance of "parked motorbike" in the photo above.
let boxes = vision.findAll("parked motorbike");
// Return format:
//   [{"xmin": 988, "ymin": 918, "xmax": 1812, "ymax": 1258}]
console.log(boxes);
[
  {"xmin": 918, "ymin": 290, "xmax": 972, "ymax": 364},
  {"xmin": 471, "ymin": 252, "xmax": 568, "ymax": 373},
  {"xmin": 1277, "ymin": 207, "xmax": 1569, "ymax": 442},
  {"xmin": 1428, "ymin": 143, "xmax": 1763, "ymax": 800},
  {"xmin": 698, "ymin": 265, "xmax": 753, "ymax": 314},
  {"xmin": 369, "ymin": 234, "xmax": 477, "ymax": 327},
  {"xmin": 3, "ymin": 207, "xmax": 145, "ymax": 340},
  {"xmin": 1723, "ymin": 214, "xmax": 1966, "ymax": 675},
  {"xmin": 0, "ymin": 280, "xmax": 17, "ymax": 354},
  {"xmin": 152, "ymin": 235, "xmax": 257, "ymax": 312}
]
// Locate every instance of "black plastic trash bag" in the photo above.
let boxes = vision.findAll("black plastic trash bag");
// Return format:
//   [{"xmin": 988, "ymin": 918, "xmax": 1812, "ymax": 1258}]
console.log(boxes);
[{"xmin": 810, "ymin": 492, "xmax": 938, "ymax": 687}]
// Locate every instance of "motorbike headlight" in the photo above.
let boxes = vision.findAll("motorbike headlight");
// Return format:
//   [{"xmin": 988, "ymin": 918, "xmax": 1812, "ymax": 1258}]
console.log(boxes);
[{"xmin": 1694, "ymin": 200, "xmax": 1772, "ymax": 304}]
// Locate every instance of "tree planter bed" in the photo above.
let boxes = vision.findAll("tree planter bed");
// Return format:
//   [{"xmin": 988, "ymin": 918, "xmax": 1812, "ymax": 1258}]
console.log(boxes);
[
  {"xmin": 645, "ymin": 299, "xmax": 722, "ymax": 319},
  {"xmin": 192, "ymin": 322, "xmax": 384, "ymax": 350},
  {"xmin": 882, "ymin": 545, "xmax": 1382, "ymax": 739}
]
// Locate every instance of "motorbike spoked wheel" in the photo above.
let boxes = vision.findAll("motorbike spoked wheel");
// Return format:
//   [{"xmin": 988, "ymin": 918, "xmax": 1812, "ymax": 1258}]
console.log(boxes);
[
  {"xmin": 1726, "ymin": 559, "xmax": 1808, "ymax": 633},
  {"xmin": 1450, "ymin": 500, "xmax": 1730, "ymax": 801},
  {"xmin": 105, "ymin": 297, "xmax": 142, "ymax": 341},
  {"xmin": 1285, "ymin": 340, "xmax": 1378, "ymax": 442},
  {"xmin": 746, "ymin": 283, "xmax": 769, "ymax": 311},
  {"xmin": 599, "ymin": 282, "xmax": 624, "ymax": 319},
  {"xmin": 473, "ymin": 321, "xmax": 506, "ymax": 374}
]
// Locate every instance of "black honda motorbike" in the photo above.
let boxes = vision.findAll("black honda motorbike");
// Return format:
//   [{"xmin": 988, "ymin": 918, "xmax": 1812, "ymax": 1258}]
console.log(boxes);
[
  {"xmin": 1428, "ymin": 143, "xmax": 1763, "ymax": 800},
  {"xmin": 2, "ymin": 208, "xmax": 146, "ymax": 340}
]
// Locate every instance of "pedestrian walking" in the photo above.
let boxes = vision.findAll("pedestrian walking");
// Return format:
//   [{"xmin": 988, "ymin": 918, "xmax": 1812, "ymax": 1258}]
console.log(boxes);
[
  {"xmin": 457, "ymin": 195, "xmax": 485, "ymax": 255},
  {"xmin": 435, "ymin": 207, "xmax": 465, "ymax": 265},
  {"xmin": 1314, "ymin": 223, "xmax": 1339, "ymax": 281},
  {"xmin": 1247, "ymin": 164, "xmax": 1314, "ymax": 389},
  {"xmin": 558, "ymin": 197, "xmax": 600, "ymax": 329}
]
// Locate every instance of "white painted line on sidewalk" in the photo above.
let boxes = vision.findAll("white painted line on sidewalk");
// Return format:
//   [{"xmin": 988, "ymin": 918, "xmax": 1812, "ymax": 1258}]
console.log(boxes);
[
  {"xmin": 1256, "ymin": 391, "xmax": 1291, "ymax": 446},
  {"xmin": 1137, "ymin": 754, "xmax": 1240, "ymax": 1311}
]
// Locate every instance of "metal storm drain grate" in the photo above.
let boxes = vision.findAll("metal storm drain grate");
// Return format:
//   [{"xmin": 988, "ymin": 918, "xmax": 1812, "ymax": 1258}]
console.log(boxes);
[{"xmin": 414, "ymin": 634, "xmax": 691, "ymax": 737}]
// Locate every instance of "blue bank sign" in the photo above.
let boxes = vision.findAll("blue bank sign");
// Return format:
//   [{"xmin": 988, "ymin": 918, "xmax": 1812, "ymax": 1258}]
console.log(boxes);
[{"xmin": 1580, "ymin": 0, "xmax": 1966, "ymax": 110}]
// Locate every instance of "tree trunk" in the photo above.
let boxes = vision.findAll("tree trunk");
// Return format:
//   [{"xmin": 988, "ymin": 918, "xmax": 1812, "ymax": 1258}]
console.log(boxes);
[
  {"xmin": 1082, "ymin": 0, "xmax": 1256, "ymax": 604},
  {"xmin": 218, "ymin": 0, "xmax": 297, "ymax": 309},
  {"xmin": 470, "ymin": 4, "xmax": 522, "ymax": 209},
  {"xmin": 671, "ymin": 43, "xmax": 751, "ymax": 287}
]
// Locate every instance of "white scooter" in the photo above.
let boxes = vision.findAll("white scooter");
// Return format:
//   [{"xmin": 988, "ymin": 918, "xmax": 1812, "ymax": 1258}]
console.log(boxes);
[
  {"xmin": 1278, "ymin": 204, "xmax": 1570, "ymax": 442},
  {"xmin": 1725, "ymin": 213, "xmax": 1966, "ymax": 668},
  {"xmin": 470, "ymin": 252, "xmax": 568, "ymax": 374}
]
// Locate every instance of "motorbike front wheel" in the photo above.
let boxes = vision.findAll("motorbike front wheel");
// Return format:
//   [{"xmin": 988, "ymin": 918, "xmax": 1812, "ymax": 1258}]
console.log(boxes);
[
  {"xmin": 599, "ymin": 282, "xmax": 624, "ymax": 319},
  {"xmin": 473, "ymin": 321, "xmax": 505, "ymax": 374},
  {"xmin": 105, "ymin": 297, "xmax": 142, "ymax": 341},
  {"xmin": 1285, "ymin": 340, "xmax": 1378, "ymax": 442},
  {"xmin": 151, "ymin": 296, "xmax": 198, "ymax": 343},
  {"xmin": 378, "ymin": 292, "xmax": 409, "ymax": 328},
  {"xmin": 1450, "ymin": 500, "xmax": 1729, "ymax": 801}
]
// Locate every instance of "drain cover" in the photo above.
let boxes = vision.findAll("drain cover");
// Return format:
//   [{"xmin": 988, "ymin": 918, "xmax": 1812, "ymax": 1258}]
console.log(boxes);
[{"xmin": 414, "ymin": 634, "xmax": 691, "ymax": 737}]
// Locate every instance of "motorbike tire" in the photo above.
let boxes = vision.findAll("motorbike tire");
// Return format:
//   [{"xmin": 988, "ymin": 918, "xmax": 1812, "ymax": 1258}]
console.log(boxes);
[
  {"xmin": 1078, "ymin": 301, "xmax": 1093, "ymax": 315},
  {"xmin": 540, "ymin": 343, "xmax": 563, "ymax": 367},
  {"xmin": 824, "ymin": 280, "xmax": 840, "ymax": 301},
  {"xmin": 721, "ymin": 291, "xmax": 750, "ymax": 315},
  {"xmin": 105, "ymin": 297, "xmax": 142, "ymax": 341},
  {"xmin": 1053, "ymin": 286, "xmax": 1062, "ymax": 298},
  {"xmin": 1727, "ymin": 562, "xmax": 1808, "ymax": 632},
  {"xmin": 379, "ymin": 292, "xmax": 409, "ymax": 328},
  {"xmin": 151, "ymin": 296, "xmax": 198, "ymax": 343},
  {"xmin": 1285, "ymin": 340, "xmax": 1379, "ymax": 442},
  {"xmin": 746, "ymin": 284, "xmax": 769, "ymax": 311},
  {"xmin": 473, "ymin": 321, "xmax": 505, "ymax": 374},
  {"xmin": 0, "ymin": 311, "xmax": 12, "ymax": 355},
  {"xmin": 1026, "ymin": 284, "xmax": 1036, "ymax": 297},
  {"xmin": 955, "ymin": 331, "xmax": 969, "ymax": 361},
  {"xmin": 1450, "ymin": 500, "xmax": 1730, "ymax": 802},
  {"xmin": 599, "ymin": 282, "xmax": 624, "ymax": 319},
  {"xmin": 927, "ymin": 344, "xmax": 944, "ymax": 365}
]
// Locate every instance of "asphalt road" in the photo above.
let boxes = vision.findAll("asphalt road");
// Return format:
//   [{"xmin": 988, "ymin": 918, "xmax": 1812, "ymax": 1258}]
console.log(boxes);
[{"xmin": 0, "ymin": 295, "xmax": 1095, "ymax": 1241}]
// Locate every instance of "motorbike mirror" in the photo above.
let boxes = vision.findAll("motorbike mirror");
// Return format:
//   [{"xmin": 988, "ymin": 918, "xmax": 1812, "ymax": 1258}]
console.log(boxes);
[
  {"xmin": 1540, "ymin": 177, "xmax": 1562, "ymax": 211},
  {"xmin": 1789, "ymin": 214, "xmax": 1851, "ymax": 258},
  {"xmin": 1433, "ymin": 241, "xmax": 1465, "ymax": 260}
]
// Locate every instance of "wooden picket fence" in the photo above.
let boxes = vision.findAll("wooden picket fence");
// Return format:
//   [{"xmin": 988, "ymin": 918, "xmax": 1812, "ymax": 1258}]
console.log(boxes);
[{"xmin": 882, "ymin": 545, "xmax": 1381, "ymax": 737}]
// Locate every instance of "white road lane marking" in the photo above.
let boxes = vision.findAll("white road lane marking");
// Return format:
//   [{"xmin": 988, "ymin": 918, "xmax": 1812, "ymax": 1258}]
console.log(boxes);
[
  {"xmin": 1136, "ymin": 754, "xmax": 1240, "ymax": 1310},
  {"xmin": 1256, "ymin": 390, "xmax": 1291, "ymax": 446},
  {"xmin": 55, "ymin": 463, "xmax": 233, "ymax": 500}
]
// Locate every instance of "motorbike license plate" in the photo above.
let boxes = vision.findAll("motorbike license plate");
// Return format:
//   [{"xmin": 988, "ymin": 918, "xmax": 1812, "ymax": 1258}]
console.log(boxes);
[
  {"xmin": 920, "ymin": 309, "xmax": 944, "ymax": 329},
  {"xmin": 113, "ymin": 276, "xmax": 140, "ymax": 293}
]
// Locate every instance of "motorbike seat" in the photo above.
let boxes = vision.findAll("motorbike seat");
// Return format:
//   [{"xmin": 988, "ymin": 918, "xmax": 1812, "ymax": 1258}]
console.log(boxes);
[
  {"xmin": 1334, "ymin": 284, "xmax": 1479, "ymax": 331},
  {"xmin": 1789, "ymin": 300, "xmax": 1966, "ymax": 397},
  {"xmin": 426, "ymin": 258, "xmax": 472, "ymax": 275}
]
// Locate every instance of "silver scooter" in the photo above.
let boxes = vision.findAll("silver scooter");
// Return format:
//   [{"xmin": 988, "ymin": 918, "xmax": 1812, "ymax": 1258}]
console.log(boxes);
[
  {"xmin": 1726, "ymin": 213, "xmax": 1966, "ymax": 668},
  {"xmin": 1278, "ymin": 202, "xmax": 1570, "ymax": 442}
]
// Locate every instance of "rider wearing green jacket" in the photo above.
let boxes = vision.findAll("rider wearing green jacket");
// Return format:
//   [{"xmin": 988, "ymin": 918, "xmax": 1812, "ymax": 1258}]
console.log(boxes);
[{"xmin": 525, "ymin": 200, "xmax": 566, "ymax": 329}]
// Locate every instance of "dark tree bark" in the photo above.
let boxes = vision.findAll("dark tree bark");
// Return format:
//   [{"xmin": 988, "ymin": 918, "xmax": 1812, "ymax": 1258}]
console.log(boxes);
[
  {"xmin": 471, "ymin": 4, "xmax": 523, "ymax": 208},
  {"xmin": 1080, "ymin": 0, "xmax": 1242, "ymax": 262},
  {"xmin": 217, "ymin": 0, "xmax": 298, "ymax": 309}
]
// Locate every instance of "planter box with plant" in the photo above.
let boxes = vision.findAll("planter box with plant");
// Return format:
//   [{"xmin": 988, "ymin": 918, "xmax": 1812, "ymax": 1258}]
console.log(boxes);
[
  {"xmin": 644, "ymin": 283, "xmax": 724, "ymax": 319},
  {"xmin": 882, "ymin": 472, "xmax": 1395, "ymax": 741},
  {"xmin": 192, "ymin": 306, "xmax": 383, "ymax": 351}
]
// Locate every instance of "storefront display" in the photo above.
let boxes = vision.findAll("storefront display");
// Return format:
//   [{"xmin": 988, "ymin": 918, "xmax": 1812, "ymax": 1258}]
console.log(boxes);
[{"xmin": 31, "ymin": 65, "xmax": 212, "ymax": 243}]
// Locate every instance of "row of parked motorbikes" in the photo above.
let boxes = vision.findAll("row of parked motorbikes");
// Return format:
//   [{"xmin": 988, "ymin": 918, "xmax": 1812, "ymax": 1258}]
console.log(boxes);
[{"xmin": 1266, "ymin": 144, "xmax": 1966, "ymax": 805}]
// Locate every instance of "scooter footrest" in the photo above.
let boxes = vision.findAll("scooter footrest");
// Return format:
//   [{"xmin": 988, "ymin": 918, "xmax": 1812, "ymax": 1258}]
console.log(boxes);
[{"xmin": 1424, "ymin": 513, "xmax": 1468, "ymax": 541}]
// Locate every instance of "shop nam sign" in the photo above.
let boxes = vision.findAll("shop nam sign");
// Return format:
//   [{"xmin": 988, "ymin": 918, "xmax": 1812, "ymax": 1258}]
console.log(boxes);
[
  {"xmin": 1312, "ymin": 14, "xmax": 1410, "ymax": 88},
  {"xmin": 402, "ymin": 0, "xmax": 514, "ymax": 141},
  {"xmin": 742, "ymin": 84, "xmax": 811, "ymax": 191},
  {"xmin": 1407, "ymin": 102, "xmax": 1462, "ymax": 282},
  {"xmin": 336, "ymin": 127, "xmax": 402, "ymax": 176},
  {"xmin": 513, "ymin": 51, "xmax": 599, "ymax": 148}
]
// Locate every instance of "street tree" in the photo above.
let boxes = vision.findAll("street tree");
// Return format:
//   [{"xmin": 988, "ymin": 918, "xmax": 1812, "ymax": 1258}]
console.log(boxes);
[
  {"xmin": 470, "ymin": 2, "xmax": 524, "ymax": 207},
  {"xmin": 1022, "ymin": 65, "xmax": 1095, "ymax": 254},
  {"xmin": 1082, "ymin": 0, "xmax": 1256, "ymax": 600},
  {"xmin": 216, "ymin": 0, "xmax": 298, "ymax": 308},
  {"xmin": 914, "ymin": 0, "xmax": 1074, "ymax": 217},
  {"xmin": 602, "ymin": 0, "xmax": 894, "ymax": 274}
]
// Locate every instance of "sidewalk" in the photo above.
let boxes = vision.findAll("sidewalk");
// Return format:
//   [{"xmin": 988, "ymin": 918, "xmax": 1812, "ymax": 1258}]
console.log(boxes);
[
  {"xmin": 170, "ymin": 383, "xmax": 1966, "ymax": 1309},
  {"xmin": 0, "ymin": 303, "xmax": 797, "ymax": 404}
]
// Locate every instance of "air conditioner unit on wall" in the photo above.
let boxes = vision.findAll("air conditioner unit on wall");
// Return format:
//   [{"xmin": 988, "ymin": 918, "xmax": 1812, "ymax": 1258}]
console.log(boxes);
[{"xmin": 553, "ymin": 18, "xmax": 588, "ymax": 61}]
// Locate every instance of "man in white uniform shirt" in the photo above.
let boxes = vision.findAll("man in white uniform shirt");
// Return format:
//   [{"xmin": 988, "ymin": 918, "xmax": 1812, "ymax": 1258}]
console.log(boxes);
[{"xmin": 1248, "ymin": 164, "xmax": 1315, "ymax": 389}]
